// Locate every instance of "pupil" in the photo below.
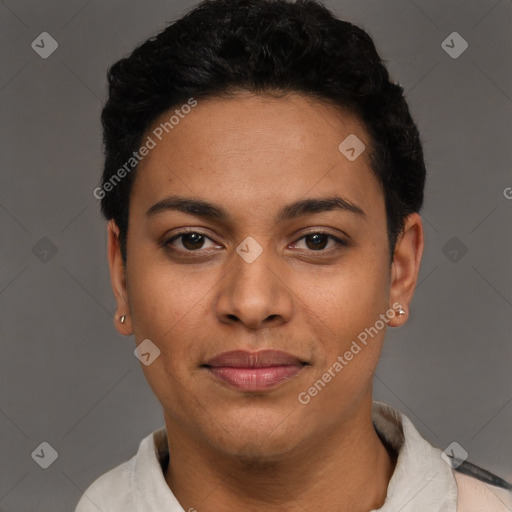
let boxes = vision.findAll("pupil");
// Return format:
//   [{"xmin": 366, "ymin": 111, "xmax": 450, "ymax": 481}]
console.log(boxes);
[
  {"xmin": 307, "ymin": 234, "xmax": 327, "ymax": 250},
  {"xmin": 184, "ymin": 233, "xmax": 203, "ymax": 249}
]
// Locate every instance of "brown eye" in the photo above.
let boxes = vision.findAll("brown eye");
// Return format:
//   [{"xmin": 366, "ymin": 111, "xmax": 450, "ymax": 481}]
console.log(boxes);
[
  {"xmin": 304, "ymin": 233, "xmax": 329, "ymax": 250},
  {"xmin": 165, "ymin": 231, "xmax": 218, "ymax": 252},
  {"xmin": 294, "ymin": 232, "xmax": 347, "ymax": 252},
  {"xmin": 180, "ymin": 232, "xmax": 205, "ymax": 250}
]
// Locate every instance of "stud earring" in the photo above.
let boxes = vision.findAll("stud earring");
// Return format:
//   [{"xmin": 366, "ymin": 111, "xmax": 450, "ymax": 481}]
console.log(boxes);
[
  {"xmin": 397, "ymin": 307, "xmax": 406, "ymax": 316},
  {"xmin": 120, "ymin": 315, "xmax": 126, "ymax": 324}
]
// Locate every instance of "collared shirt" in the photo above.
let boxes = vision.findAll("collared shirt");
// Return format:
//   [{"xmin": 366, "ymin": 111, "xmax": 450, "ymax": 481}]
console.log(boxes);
[{"xmin": 74, "ymin": 401, "xmax": 512, "ymax": 511}]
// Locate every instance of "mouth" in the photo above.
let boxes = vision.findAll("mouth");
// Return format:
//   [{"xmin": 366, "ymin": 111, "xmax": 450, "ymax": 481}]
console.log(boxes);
[{"xmin": 201, "ymin": 349, "xmax": 309, "ymax": 392}]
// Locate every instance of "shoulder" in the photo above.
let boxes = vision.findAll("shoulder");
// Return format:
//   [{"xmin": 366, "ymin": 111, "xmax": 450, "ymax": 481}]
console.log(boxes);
[
  {"xmin": 453, "ymin": 468, "xmax": 512, "ymax": 512},
  {"xmin": 74, "ymin": 458, "xmax": 134, "ymax": 512},
  {"xmin": 73, "ymin": 427, "xmax": 167, "ymax": 512}
]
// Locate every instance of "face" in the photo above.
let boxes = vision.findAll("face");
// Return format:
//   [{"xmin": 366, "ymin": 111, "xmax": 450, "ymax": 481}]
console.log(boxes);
[{"xmin": 108, "ymin": 92, "xmax": 423, "ymax": 459}]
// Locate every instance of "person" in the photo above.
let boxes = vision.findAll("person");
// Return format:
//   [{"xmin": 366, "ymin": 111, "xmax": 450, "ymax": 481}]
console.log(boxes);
[{"xmin": 77, "ymin": 0, "xmax": 512, "ymax": 510}]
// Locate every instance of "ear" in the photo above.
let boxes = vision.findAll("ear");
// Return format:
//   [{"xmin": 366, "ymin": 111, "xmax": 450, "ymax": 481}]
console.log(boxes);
[
  {"xmin": 387, "ymin": 213, "xmax": 424, "ymax": 327},
  {"xmin": 107, "ymin": 219, "xmax": 133, "ymax": 335}
]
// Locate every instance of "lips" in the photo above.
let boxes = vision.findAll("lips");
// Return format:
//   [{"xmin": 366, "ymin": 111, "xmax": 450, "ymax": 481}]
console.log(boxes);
[
  {"xmin": 202, "ymin": 350, "xmax": 307, "ymax": 391},
  {"xmin": 204, "ymin": 349, "xmax": 305, "ymax": 368}
]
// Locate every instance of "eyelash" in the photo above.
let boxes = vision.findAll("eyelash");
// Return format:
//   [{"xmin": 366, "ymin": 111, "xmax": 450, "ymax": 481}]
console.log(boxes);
[{"xmin": 162, "ymin": 229, "xmax": 348, "ymax": 255}]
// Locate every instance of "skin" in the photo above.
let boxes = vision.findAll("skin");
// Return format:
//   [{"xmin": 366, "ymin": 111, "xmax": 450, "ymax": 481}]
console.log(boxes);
[{"xmin": 107, "ymin": 91, "xmax": 424, "ymax": 512}]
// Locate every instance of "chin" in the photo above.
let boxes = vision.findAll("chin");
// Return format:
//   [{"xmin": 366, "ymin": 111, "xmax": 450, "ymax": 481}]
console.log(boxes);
[
  {"xmin": 220, "ymin": 435, "xmax": 297, "ymax": 465},
  {"xmin": 206, "ymin": 412, "xmax": 306, "ymax": 461}
]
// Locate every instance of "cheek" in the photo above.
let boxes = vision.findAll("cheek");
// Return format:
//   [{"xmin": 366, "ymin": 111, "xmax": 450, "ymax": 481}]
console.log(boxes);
[
  {"xmin": 295, "ymin": 251, "xmax": 390, "ymax": 342},
  {"xmin": 126, "ymin": 261, "xmax": 216, "ymax": 413},
  {"xmin": 127, "ymin": 256, "xmax": 218, "ymax": 342},
  {"xmin": 296, "ymin": 263, "xmax": 389, "ymax": 412}
]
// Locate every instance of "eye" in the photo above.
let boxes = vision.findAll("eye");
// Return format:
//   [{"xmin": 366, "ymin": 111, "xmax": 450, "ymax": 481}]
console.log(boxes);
[
  {"xmin": 164, "ymin": 230, "xmax": 219, "ymax": 252},
  {"xmin": 292, "ymin": 232, "xmax": 347, "ymax": 252},
  {"xmin": 163, "ymin": 230, "xmax": 348, "ymax": 255}
]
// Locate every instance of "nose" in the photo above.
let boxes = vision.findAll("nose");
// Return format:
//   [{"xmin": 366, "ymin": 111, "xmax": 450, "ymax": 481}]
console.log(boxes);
[{"xmin": 214, "ymin": 246, "xmax": 294, "ymax": 331}]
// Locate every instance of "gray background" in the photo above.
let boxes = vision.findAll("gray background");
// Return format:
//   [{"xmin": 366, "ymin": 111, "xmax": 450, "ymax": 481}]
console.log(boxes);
[{"xmin": 0, "ymin": 0, "xmax": 511, "ymax": 510}]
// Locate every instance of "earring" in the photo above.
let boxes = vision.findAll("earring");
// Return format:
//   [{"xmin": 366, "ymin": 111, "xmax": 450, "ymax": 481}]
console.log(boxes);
[
  {"xmin": 120, "ymin": 315, "xmax": 126, "ymax": 324},
  {"xmin": 397, "ymin": 306, "xmax": 406, "ymax": 316}
]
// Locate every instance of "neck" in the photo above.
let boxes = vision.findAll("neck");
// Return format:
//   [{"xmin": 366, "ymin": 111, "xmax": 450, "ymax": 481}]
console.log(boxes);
[{"xmin": 164, "ymin": 400, "xmax": 397, "ymax": 512}]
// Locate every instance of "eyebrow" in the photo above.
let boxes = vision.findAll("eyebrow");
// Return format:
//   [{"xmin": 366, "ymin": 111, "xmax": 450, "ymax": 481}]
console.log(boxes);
[{"xmin": 145, "ymin": 195, "xmax": 366, "ymax": 222}]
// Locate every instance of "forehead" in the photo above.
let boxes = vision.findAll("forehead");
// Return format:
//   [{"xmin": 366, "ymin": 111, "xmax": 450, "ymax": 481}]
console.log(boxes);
[{"xmin": 130, "ymin": 92, "xmax": 383, "ymax": 220}]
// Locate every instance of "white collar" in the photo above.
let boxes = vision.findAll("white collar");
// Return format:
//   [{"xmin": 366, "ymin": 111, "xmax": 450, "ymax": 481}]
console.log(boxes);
[
  {"xmin": 370, "ymin": 401, "xmax": 457, "ymax": 510},
  {"xmin": 129, "ymin": 401, "xmax": 458, "ymax": 511}
]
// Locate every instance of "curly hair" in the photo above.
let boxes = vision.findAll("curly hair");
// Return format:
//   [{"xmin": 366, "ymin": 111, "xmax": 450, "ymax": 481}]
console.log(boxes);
[{"xmin": 99, "ymin": 0, "xmax": 426, "ymax": 263}]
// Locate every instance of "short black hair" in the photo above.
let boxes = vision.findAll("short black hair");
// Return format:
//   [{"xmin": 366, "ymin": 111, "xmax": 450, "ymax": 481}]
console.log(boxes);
[{"xmin": 98, "ymin": 0, "xmax": 426, "ymax": 263}]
